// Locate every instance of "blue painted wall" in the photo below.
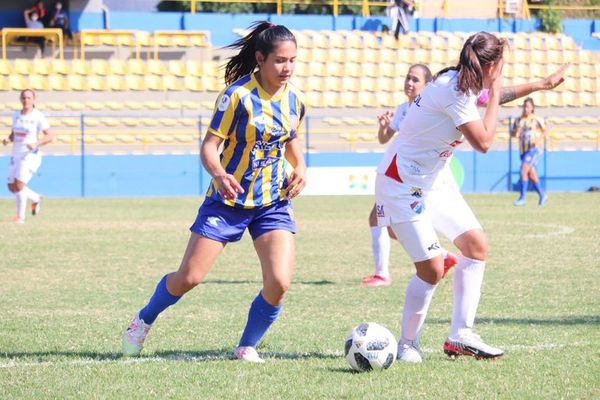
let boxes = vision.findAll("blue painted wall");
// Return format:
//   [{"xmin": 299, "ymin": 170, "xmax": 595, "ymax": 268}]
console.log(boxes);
[
  {"xmin": 1, "ymin": 151, "xmax": 598, "ymax": 198},
  {"xmin": 1, "ymin": 11, "xmax": 597, "ymax": 49}
]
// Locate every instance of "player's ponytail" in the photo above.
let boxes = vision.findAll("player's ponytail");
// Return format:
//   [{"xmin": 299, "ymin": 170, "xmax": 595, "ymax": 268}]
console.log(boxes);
[
  {"xmin": 435, "ymin": 32, "xmax": 507, "ymax": 95},
  {"xmin": 224, "ymin": 21, "xmax": 296, "ymax": 85}
]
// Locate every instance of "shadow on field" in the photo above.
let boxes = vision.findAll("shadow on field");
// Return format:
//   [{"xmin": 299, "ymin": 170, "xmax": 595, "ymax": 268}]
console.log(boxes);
[
  {"xmin": 0, "ymin": 351, "xmax": 123, "ymax": 360},
  {"xmin": 202, "ymin": 279, "xmax": 335, "ymax": 285},
  {"xmin": 427, "ymin": 315, "xmax": 600, "ymax": 326}
]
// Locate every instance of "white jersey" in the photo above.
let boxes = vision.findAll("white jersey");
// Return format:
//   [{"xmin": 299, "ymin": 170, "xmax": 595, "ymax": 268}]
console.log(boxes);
[
  {"xmin": 11, "ymin": 109, "xmax": 49, "ymax": 155},
  {"xmin": 377, "ymin": 70, "xmax": 481, "ymax": 190},
  {"xmin": 389, "ymin": 102, "xmax": 410, "ymax": 132}
]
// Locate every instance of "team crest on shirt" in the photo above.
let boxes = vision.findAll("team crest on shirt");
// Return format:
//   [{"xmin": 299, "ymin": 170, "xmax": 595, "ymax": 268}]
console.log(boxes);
[
  {"xmin": 217, "ymin": 94, "xmax": 231, "ymax": 111},
  {"xmin": 271, "ymin": 122, "xmax": 286, "ymax": 137},
  {"xmin": 376, "ymin": 204, "xmax": 385, "ymax": 217},
  {"xmin": 410, "ymin": 187, "xmax": 423, "ymax": 198},
  {"xmin": 410, "ymin": 201, "xmax": 424, "ymax": 214}
]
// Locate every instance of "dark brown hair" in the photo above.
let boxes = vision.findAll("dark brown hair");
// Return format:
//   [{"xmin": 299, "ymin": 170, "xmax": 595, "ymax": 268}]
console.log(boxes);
[
  {"xmin": 224, "ymin": 21, "xmax": 296, "ymax": 85},
  {"xmin": 522, "ymin": 97, "xmax": 535, "ymax": 115},
  {"xmin": 435, "ymin": 32, "xmax": 507, "ymax": 95},
  {"xmin": 409, "ymin": 63, "xmax": 433, "ymax": 83}
]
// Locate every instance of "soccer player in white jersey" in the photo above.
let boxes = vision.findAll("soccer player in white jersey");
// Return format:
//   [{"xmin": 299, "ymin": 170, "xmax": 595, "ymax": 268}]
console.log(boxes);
[
  {"xmin": 2, "ymin": 89, "xmax": 52, "ymax": 224},
  {"xmin": 363, "ymin": 64, "xmax": 458, "ymax": 287},
  {"xmin": 375, "ymin": 32, "xmax": 567, "ymax": 363}
]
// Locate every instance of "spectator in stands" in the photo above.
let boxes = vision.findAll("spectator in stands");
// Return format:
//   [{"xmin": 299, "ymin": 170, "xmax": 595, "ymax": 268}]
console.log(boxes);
[
  {"xmin": 23, "ymin": 9, "xmax": 46, "ymax": 54},
  {"xmin": 28, "ymin": 1, "xmax": 46, "ymax": 22},
  {"xmin": 362, "ymin": 63, "xmax": 458, "ymax": 287},
  {"xmin": 2, "ymin": 89, "xmax": 52, "ymax": 224},
  {"xmin": 511, "ymin": 98, "xmax": 548, "ymax": 206},
  {"xmin": 388, "ymin": 0, "xmax": 413, "ymax": 39},
  {"xmin": 49, "ymin": 2, "xmax": 73, "ymax": 41},
  {"xmin": 121, "ymin": 21, "xmax": 307, "ymax": 364}
]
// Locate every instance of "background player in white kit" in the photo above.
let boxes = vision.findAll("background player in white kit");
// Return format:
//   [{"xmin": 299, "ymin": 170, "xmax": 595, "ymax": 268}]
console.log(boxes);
[
  {"xmin": 2, "ymin": 89, "xmax": 53, "ymax": 224},
  {"xmin": 375, "ymin": 32, "xmax": 567, "ymax": 363},
  {"xmin": 363, "ymin": 64, "xmax": 458, "ymax": 287}
]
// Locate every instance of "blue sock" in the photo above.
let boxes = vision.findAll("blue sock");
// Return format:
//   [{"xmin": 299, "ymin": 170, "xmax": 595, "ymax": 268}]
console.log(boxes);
[
  {"xmin": 532, "ymin": 181, "xmax": 544, "ymax": 197},
  {"xmin": 519, "ymin": 179, "xmax": 529, "ymax": 200},
  {"xmin": 238, "ymin": 292, "xmax": 282, "ymax": 347},
  {"xmin": 138, "ymin": 275, "xmax": 181, "ymax": 325}
]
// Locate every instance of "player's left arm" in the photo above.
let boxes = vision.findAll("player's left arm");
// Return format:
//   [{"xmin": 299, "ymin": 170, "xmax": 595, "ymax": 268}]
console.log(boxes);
[
  {"xmin": 499, "ymin": 64, "xmax": 569, "ymax": 105},
  {"xmin": 1, "ymin": 131, "xmax": 13, "ymax": 146},
  {"xmin": 284, "ymin": 137, "xmax": 306, "ymax": 199},
  {"xmin": 27, "ymin": 129, "xmax": 53, "ymax": 151}
]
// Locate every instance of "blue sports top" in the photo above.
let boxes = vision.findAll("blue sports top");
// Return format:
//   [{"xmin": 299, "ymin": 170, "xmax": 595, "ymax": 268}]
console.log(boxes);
[
  {"xmin": 206, "ymin": 73, "xmax": 306, "ymax": 208},
  {"xmin": 514, "ymin": 114, "xmax": 545, "ymax": 154}
]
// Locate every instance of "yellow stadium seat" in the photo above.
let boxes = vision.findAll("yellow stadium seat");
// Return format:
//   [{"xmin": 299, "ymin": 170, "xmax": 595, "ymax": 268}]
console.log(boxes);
[
  {"xmin": 106, "ymin": 75, "xmax": 125, "ymax": 91},
  {"xmin": 562, "ymin": 91, "xmax": 580, "ymax": 107},
  {"xmin": 0, "ymin": 77, "xmax": 8, "ymax": 91},
  {"xmin": 147, "ymin": 60, "xmax": 166, "ymax": 75},
  {"xmin": 85, "ymin": 102, "xmax": 105, "ymax": 111},
  {"xmin": 70, "ymin": 59, "xmax": 89, "ymax": 75},
  {"xmin": 32, "ymin": 59, "xmax": 51, "ymax": 75},
  {"xmin": 121, "ymin": 118, "xmax": 139, "ymax": 127},
  {"xmin": 8, "ymin": 75, "xmax": 26, "ymax": 90},
  {"xmin": 100, "ymin": 117, "xmax": 120, "ymax": 126},
  {"xmin": 202, "ymin": 61, "xmax": 218, "ymax": 77},
  {"xmin": 324, "ymin": 77, "xmax": 342, "ymax": 92},
  {"xmin": 579, "ymin": 92, "xmax": 596, "ymax": 106},
  {"xmin": 312, "ymin": 32, "xmax": 329, "ymax": 49},
  {"xmin": 108, "ymin": 59, "xmax": 127, "ymax": 75},
  {"xmin": 360, "ymin": 77, "xmax": 377, "ymax": 92},
  {"xmin": 46, "ymin": 101, "xmax": 66, "ymax": 111},
  {"xmin": 90, "ymin": 59, "xmax": 109, "ymax": 75},
  {"xmin": 185, "ymin": 60, "xmax": 203, "ymax": 77},
  {"xmin": 61, "ymin": 116, "xmax": 81, "ymax": 126},
  {"xmin": 184, "ymin": 76, "xmax": 203, "ymax": 92},
  {"xmin": 144, "ymin": 75, "xmax": 164, "ymax": 90},
  {"xmin": 341, "ymin": 76, "xmax": 360, "ymax": 92},
  {"xmin": 47, "ymin": 75, "xmax": 66, "ymax": 91},
  {"xmin": 13, "ymin": 59, "xmax": 31, "ymax": 75},
  {"xmin": 358, "ymin": 92, "xmax": 377, "ymax": 107},
  {"xmin": 380, "ymin": 34, "xmax": 399, "ymax": 49},
  {"xmin": 141, "ymin": 118, "xmax": 159, "ymax": 127},
  {"xmin": 305, "ymin": 91, "xmax": 324, "ymax": 107},
  {"xmin": 162, "ymin": 100, "xmax": 181, "ymax": 110},
  {"xmin": 67, "ymin": 75, "xmax": 88, "ymax": 91},
  {"xmin": 142, "ymin": 101, "xmax": 161, "ymax": 111},
  {"xmin": 346, "ymin": 32, "xmax": 363, "ymax": 49},
  {"xmin": 178, "ymin": 118, "xmax": 197, "ymax": 127},
  {"xmin": 125, "ymin": 76, "xmax": 145, "ymax": 90},
  {"xmin": 87, "ymin": 76, "xmax": 108, "ymax": 91},
  {"xmin": 28, "ymin": 75, "xmax": 48, "ymax": 91},
  {"xmin": 105, "ymin": 101, "xmax": 125, "ymax": 110},
  {"xmin": 158, "ymin": 118, "xmax": 178, "ymax": 126},
  {"xmin": 167, "ymin": 60, "xmax": 186, "ymax": 77},
  {"xmin": 0, "ymin": 59, "xmax": 10, "ymax": 75},
  {"xmin": 0, "ymin": 116, "xmax": 12, "ymax": 126},
  {"xmin": 163, "ymin": 76, "xmax": 182, "ymax": 91},
  {"xmin": 84, "ymin": 117, "xmax": 101, "ymax": 127},
  {"xmin": 344, "ymin": 62, "xmax": 362, "ymax": 78},
  {"xmin": 127, "ymin": 59, "xmax": 146, "ymax": 75}
]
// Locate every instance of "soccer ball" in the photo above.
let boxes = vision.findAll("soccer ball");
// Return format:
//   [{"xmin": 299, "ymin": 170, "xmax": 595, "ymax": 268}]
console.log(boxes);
[{"xmin": 344, "ymin": 322, "xmax": 397, "ymax": 372}]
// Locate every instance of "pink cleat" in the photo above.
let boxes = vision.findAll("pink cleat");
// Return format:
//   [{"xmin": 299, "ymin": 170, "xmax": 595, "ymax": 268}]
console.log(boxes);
[
  {"xmin": 361, "ymin": 275, "xmax": 392, "ymax": 287},
  {"xmin": 443, "ymin": 252, "xmax": 458, "ymax": 278}
]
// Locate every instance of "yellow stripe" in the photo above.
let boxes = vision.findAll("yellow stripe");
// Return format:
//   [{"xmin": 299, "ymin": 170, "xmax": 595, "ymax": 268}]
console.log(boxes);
[{"xmin": 260, "ymin": 96, "xmax": 274, "ymax": 205}]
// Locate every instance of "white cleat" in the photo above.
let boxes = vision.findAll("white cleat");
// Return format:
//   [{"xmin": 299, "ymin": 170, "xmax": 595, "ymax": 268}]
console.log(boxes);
[
  {"xmin": 235, "ymin": 346, "xmax": 265, "ymax": 363},
  {"xmin": 121, "ymin": 314, "xmax": 152, "ymax": 357},
  {"xmin": 397, "ymin": 341, "xmax": 422, "ymax": 363},
  {"xmin": 444, "ymin": 329, "xmax": 504, "ymax": 360}
]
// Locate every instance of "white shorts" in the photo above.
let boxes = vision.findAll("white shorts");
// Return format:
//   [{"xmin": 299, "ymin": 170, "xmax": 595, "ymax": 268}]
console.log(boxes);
[
  {"xmin": 375, "ymin": 173, "xmax": 482, "ymax": 262},
  {"xmin": 7, "ymin": 151, "xmax": 42, "ymax": 184}
]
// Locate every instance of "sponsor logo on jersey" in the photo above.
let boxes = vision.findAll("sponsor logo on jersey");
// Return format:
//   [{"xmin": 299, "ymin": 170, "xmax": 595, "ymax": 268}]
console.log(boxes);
[
  {"xmin": 251, "ymin": 141, "xmax": 283, "ymax": 170},
  {"xmin": 439, "ymin": 150, "xmax": 453, "ymax": 158},
  {"xmin": 376, "ymin": 204, "xmax": 385, "ymax": 217},
  {"xmin": 410, "ymin": 201, "xmax": 424, "ymax": 214},
  {"xmin": 410, "ymin": 187, "xmax": 423, "ymax": 198},
  {"xmin": 217, "ymin": 94, "xmax": 231, "ymax": 112},
  {"xmin": 449, "ymin": 139, "xmax": 463, "ymax": 148}
]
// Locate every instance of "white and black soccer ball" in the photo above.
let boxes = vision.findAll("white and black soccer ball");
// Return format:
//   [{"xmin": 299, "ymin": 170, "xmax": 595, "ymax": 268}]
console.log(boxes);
[{"xmin": 344, "ymin": 322, "xmax": 397, "ymax": 372}]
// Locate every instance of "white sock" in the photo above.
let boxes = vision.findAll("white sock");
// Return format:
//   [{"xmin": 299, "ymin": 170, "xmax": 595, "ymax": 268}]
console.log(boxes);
[
  {"xmin": 400, "ymin": 275, "xmax": 437, "ymax": 345},
  {"xmin": 370, "ymin": 226, "xmax": 391, "ymax": 278},
  {"xmin": 450, "ymin": 255, "xmax": 486, "ymax": 338},
  {"xmin": 15, "ymin": 190, "xmax": 27, "ymax": 220},
  {"xmin": 21, "ymin": 186, "xmax": 40, "ymax": 203}
]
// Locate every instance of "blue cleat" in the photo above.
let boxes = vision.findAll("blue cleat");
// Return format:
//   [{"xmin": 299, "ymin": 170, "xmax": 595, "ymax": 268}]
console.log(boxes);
[
  {"xmin": 538, "ymin": 194, "xmax": 548, "ymax": 207},
  {"xmin": 514, "ymin": 198, "xmax": 526, "ymax": 207}
]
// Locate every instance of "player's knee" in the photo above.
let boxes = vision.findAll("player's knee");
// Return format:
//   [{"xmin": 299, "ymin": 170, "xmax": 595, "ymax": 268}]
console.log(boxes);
[{"xmin": 264, "ymin": 277, "xmax": 290, "ymax": 298}]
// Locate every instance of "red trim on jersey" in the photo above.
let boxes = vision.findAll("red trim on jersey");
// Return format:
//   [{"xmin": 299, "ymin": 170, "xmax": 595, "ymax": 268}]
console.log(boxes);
[{"xmin": 384, "ymin": 154, "xmax": 403, "ymax": 183}]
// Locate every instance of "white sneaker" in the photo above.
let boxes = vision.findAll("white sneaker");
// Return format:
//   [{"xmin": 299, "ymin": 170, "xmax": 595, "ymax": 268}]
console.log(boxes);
[
  {"xmin": 444, "ymin": 330, "xmax": 504, "ymax": 360},
  {"xmin": 234, "ymin": 346, "xmax": 265, "ymax": 363},
  {"xmin": 121, "ymin": 315, "xmax": 152, "ymax": 357},
  {"xmin": 397, "ymin": 341, "xmax": 422, "ymax": 363}
]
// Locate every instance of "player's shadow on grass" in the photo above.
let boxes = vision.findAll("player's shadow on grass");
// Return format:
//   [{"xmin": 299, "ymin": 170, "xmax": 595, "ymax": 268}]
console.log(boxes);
[
  {"xmin": 427, "ymin": 315, "xmax": 600, "ymax": 326},
  {"xmin": 203, "ymin": 279, "xmax": 335, "ymax": 285}
]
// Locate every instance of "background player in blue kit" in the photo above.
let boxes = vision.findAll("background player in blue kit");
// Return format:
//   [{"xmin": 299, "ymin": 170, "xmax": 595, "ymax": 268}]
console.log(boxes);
[
  {"xmin": 511, "ymin": 98, "xmax": 548, "ymax": 206},
  {"xmin": 122, "ymin": 21, "xmax": 307, "ymax": 363}
]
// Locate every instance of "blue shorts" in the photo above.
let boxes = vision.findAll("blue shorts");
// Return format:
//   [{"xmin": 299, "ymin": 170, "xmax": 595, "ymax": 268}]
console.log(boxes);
[
  {"xmin": 521, "ymin": 148, "xmax": 540, "ymax": 168},
  {"xmin": 190, "ymin": 198, "xmax": 296, "ymax": 243}
]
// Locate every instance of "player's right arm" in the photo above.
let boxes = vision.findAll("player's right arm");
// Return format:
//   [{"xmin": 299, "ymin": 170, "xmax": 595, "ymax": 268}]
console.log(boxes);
[
  {"xmin": 499, "ymin": 64, "xmax": 568, "ymax": 105},
  {"xmin": 376, "ymin": 111, "xmax": 395, "ymax": 144},
  {"xmin": 200, "ymin": 132, "xmax": 244, "ymax": 201}
]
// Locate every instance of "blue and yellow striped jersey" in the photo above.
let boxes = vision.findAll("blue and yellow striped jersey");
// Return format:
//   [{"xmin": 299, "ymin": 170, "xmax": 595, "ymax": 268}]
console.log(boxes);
[
  {"xmin": 514, "ymin": 114, "xmax": 545, "ymax": 154},
  {"xmin": 206, "ymin": 73, "xmax": 307, "ymax": 208}
]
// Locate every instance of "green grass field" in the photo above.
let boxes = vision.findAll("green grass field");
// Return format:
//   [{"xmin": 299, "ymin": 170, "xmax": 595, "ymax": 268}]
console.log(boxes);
[{"xmin": 1, "ymin": 193, "xmax": 599, "ymax": 399}]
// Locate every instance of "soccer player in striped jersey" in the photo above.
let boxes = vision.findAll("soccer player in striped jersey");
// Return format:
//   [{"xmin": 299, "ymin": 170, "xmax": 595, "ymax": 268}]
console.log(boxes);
[
  {"xmin": 2, "ymin": 89, "xmax": 52, "ymax": 224},
  {"xmin": 511, "ymin": 98, "xmax": 548, "ymax": 206},
  {"xmin": 122, "ymin": 22, "xmax": 307, "ymax": 363}
]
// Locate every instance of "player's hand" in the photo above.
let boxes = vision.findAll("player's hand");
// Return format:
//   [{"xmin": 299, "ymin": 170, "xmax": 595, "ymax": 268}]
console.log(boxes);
[
  {"xmin": 215, "ymin": 174, "xmax": 244, "ymax": 201},
  {"xmin": 541, "ymin": 63, "xmax": 569, "ymax": 90},
  {"xmin": 1, "ymin": 138, "xmax": 8, "ymax": 146},
  {"xmin": 26, "ymin": 143, "xmax": 37, "ymax": 151},
  {"xmin": 286, "ymin": 166, "xmax": 306, "ymax": 199},
  {"xmin": 377, "ymin": 111, "xmax": 393, "ymax": 131}
]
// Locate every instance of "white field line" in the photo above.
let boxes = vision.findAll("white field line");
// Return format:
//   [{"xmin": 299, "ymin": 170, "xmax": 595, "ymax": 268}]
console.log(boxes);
[
  {"xmin": 499, "ymin": 222, "xmax": 575, "ymax": 238},
  {"xmin": 0, "ymin": 342, "xmax": 591, "ymax": 369}
]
